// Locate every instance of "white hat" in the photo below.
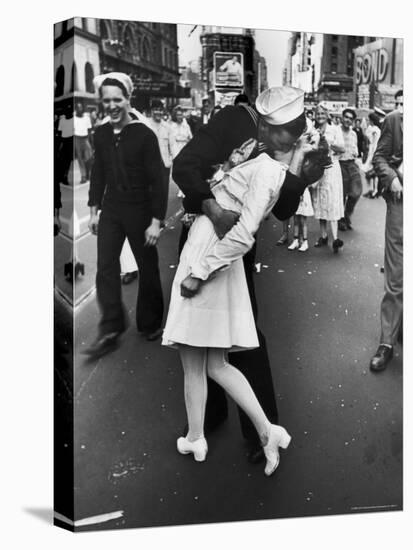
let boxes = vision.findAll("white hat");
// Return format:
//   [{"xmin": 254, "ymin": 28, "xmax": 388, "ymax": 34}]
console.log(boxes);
[
  {"xmin": 256, "ymin": 86, "xmax": 305, "ymax": 125},
  {"xmin": 93, "ymin": 72, "xmax": 134, "ymax": 98}
]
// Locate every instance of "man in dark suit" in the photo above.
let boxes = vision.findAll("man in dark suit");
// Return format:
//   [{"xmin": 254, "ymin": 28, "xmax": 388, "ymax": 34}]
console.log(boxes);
[
  {"xmin": 173, "ymin": 86, "xmax": 320, "ymax": 462},
  {"xmin": 370, "ymin": 90, "xmax": 403, "ymax": 372}
]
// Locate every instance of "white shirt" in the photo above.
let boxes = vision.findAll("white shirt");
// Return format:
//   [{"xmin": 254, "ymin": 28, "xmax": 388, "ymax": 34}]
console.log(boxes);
[
  {"xmin": 146, "ymin": 118, "xmax": 174, "ymax": 168},
  {"xmin": 74, "ymin": 114, "xmax": 92, "ymax": 137},
  {"xmin": 58, "ymin": 116, "xmax": 74, "ymax": 138},
  {"xmin": 170, "ymin": 120, "xmax": 192, "ymax": 158},
  {"xmin": 190, "ymin": 153, "xmax": 287, "ymax": 280}
]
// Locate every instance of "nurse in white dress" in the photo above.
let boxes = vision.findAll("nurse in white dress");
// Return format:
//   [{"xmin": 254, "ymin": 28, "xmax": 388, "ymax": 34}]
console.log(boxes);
[
  {"xmin": 163, "ymin": 87, "xmax": 319, "ymax": 476},
  {"xmin": 162, "ymin": 151, "xmax": 292, "ymax": 475}
]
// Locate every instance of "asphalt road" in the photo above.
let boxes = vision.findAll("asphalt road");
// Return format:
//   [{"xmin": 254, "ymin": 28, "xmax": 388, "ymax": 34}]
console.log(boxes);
[{"xmin": 57, "ymin": 193, "xmax": 402, "ymax": 531}]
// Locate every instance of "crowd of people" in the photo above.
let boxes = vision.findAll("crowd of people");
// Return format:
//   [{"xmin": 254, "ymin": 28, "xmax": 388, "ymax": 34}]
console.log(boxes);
[
  {"xmin": 277, "ymin": 104, "xmax": 386, "ymax": 253},
  {"xmin": 54, "ymin": 72, "xmax": 403, "ymax": 477}
]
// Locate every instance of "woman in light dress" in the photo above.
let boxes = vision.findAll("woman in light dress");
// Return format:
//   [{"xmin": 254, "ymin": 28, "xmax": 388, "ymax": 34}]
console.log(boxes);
[
  {"xmin": 162, "ymin": 144, "xmax": 293, "ymax": 476},
  {"xmin": 311, "ymin": 104, "xmax": 346, "ymax": 253},
  {"xmin": 170, "ymin": 106, "xmax": 193, "ymax": 158},
  {"xmin": 362, "ymin": 113, "xmax": 382, "ymax": 198}
]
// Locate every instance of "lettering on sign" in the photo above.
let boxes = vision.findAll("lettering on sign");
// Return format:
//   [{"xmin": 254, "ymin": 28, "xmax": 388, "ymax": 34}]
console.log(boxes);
[
  {"xmin": 356, "ymin": 84, "xmax": 370, "ymax": 109},
  {"xmin": 355, "ymin": 48, "xmax": 389, "ymax": 85}
]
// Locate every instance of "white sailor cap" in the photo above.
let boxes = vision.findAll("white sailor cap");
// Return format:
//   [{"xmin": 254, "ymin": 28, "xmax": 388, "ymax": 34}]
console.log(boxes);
[
  {"xmin": 93, "ymin": 72, "xmax": 134, "ymax": 98},
  {"xmin": 256, "ymin": 86, "xmax": 305, "ymax": 125}
]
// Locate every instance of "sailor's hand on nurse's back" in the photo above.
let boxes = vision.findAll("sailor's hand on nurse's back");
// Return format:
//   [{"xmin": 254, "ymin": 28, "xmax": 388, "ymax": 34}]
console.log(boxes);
[
  {"xmin": 202, "ymin": 198, "xmax": 240, "ymax": 239},
  {"xmin": 181, "ymin": 275, "xmax": 202, "ymax": 298}
]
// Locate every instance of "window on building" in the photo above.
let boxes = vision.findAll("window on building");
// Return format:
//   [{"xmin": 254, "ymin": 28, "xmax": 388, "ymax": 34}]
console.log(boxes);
[
  {"xmin": 55, "ymin": 65, "xmax": 65, "ymax": 97},
  {"xmin": 331, "ymin": 62, "xmax": 338, "ymax": 73},
  {"xmin": 332, "ymin": 34, "xmax": 338, "ymax": 42},
  {"xmin": 54, "ymin": 22, "xmax": 62, "ymax": 39},
  {"xmin": 85, "ymin": 62, "xmax": 95, "ymax": 93},
  {"xmin": 100, "ymin": 20, "xmax": 111, "ymax": 40},
  {"xmin": 124, "ymin": 26, "xmax": 134, "ymax": 52},
  {"xmin": 164, "ymin": 47, "xmax": 168, "ymax": 67},
  {"xmin": 70, "ymin": 62, "xmax": 78, "ymax": 92},
  {"xmin": 332, "ymin": 46, "xmax": 338, "ymax": 55},
  {"xmin": 142, "ymin": 37, "xmax": 150, "ymax": 61}
]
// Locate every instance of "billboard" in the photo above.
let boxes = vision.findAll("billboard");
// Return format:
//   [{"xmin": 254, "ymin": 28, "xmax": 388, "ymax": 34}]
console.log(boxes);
[
  {"xmin": 354, "ymin": 38, "xmax": 403, "ymax": 110},
  {"xmin": 213, "ymin": 51, "xmax": 244, "ymax": 88}
]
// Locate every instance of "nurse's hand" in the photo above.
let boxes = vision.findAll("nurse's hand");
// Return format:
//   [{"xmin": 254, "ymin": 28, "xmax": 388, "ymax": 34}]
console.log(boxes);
[{"xmin": 181, "ymin": 275, "xmax": 202, "ymax": 298}]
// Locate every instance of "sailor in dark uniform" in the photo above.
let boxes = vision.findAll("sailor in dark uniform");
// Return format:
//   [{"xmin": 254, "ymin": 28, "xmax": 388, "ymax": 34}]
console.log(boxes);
[
  {"xmin": 173, "ymin": 86, "xmax": 322, "ymax": 463},
  {"xmin": 85, "ymin": 73, "xmax": 167, "ymax": 358}
]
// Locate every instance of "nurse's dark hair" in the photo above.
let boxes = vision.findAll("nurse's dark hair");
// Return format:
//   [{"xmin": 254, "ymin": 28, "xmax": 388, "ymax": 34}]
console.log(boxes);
[
  {"xmin": 273, "ymin": 112, "xmax": 307, "ymax": 139},
  {"xmin": 99, "ymin": 78, "xmax": 129, "ymax": 98}
]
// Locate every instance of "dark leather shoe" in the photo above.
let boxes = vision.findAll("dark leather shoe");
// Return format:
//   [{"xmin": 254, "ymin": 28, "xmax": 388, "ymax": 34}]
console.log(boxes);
[
  {"xmin": 83, "ymin": 332, "xmax": 121, "ymax": 358},
  {"xmin": 332, "ymin": 238, "xmax": 344, "ymax": 253},
  {"xmin": 145, "ymin": 328, "xmax": 163, "ymax": 341},
  {"xmin": 246, "ymin": 442, "xmax": 265, "ymax": 464},
  {"xmin": 338, "ymin": 221, "xmax": 347, "ymax": 231},
  {"xmin": 314, "ymin": 236, "xmax": 328, "ymax": 247},
  {"xmin": 276, "ymin": 234, "xmax": 288, "ymax": 246},
  {"xmin": 370, "ymin": 345, "xmax": 393, "ymax": 372},
  {"xmin": 345, "ymin": 220, "xmax": 353, "ymax": 230},
  {"xmin": 122, "ymin": 271, "xmax": 138, "ymax": 285}
]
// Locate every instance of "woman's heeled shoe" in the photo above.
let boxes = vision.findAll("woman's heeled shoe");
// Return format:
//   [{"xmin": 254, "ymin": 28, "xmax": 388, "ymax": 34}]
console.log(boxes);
[
  {"xmin": 177, "ymin": 436, "xmax": 208, "ymax": 462},
  {"xmin": 263, "ymin": 425, "xmax": 291, "ymax": 476},
  {"xmin": 288, "ymin": 238, "xmax": 300, "ymax": 250},
  {"xmin": 332, "ymin": 238, "xmax": 344, "ymax": 253},
  {"xmin": 314, "ymin": 236, "xmax": 328, "ymax": 247}
]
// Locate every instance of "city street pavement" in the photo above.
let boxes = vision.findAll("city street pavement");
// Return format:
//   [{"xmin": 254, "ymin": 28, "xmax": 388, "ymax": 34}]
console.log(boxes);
[{"xmin": 65, "ymin": 194, "xmax": 402, "ymax": 531}]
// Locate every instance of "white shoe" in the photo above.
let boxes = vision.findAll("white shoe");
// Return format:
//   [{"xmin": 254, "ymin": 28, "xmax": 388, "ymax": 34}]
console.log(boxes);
[
  {"xmin": 263, "ymin": 425, "xmax": 291, "ymax": 476},
  {"xmin": 298, "ymin": 240, "xmax": 309, "ymax": 252},
  {"xmin": 288, "ymin": 238, "xmax": 300, "ymax": 250},
  {"xmin": 177, "ymin": 436, "xmax": 208, "ymax": 462}
]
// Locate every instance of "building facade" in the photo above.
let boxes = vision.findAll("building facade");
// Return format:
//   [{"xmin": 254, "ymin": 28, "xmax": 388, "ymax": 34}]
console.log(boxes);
[
  {"xmin": 284, "ymin": 32, "xmax": 386, "ymax": 114},
  {"xmin": 200, "ymin": 26, "xmax": 267, "ymax": 106},
  {"xmin": 98, "ymin": 19, "xmax": 181, "ymax": 111},
  {"xmin": 54, "ymin": 18, "xmax": 101, "ymax": 115},
  {"xmin": 179, "ymin": 59, "xmax": 206, "ymax": 110},
  {"xmin": 354, "ymin": 38, "xmax": 403, "ymax": 112}
]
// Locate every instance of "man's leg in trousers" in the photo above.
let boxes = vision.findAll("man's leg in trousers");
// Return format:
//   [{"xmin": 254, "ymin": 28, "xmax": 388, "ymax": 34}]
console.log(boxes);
[
  {"xmin": 344, "ymin": 162, "xmax": 363, "ymax": 224},
  {"xmin": 125, "ymin": 212, "xmax": 164, "ymax": 333},
  {"xmin": 232, "ymin": 246, "xmax": 278, "ymax": 444},
  {"xmin": 339, "ymin": 162, "xmax": 348, "ymax": 225},
  {"xmin": 230, "ymin": 328, "xmax": 279, "ymax": 443},
  {"xmin": 380, "ymin": 200, "xmax": 403, "ymax": 345},
  {"xmin": 178, "ymin": 225, "xmax": 229, "ymax": 428},
  {"xmin": 96, "ymin": 205, "xmax": 128, "ymax": 336}
]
